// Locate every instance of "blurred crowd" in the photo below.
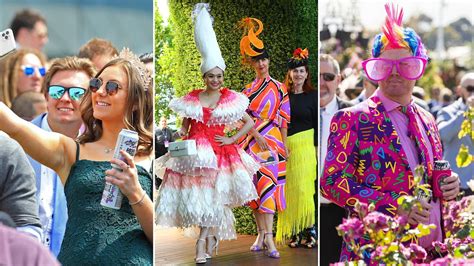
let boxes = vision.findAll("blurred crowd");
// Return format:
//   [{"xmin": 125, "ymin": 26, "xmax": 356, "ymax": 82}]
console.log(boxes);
[{"xmin": 1, "ymin": 8, "xmax": 153, "ymax": 265}]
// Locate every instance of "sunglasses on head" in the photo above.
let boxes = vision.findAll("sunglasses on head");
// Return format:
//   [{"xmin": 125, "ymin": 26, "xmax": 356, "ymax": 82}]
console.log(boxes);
[
  {"xmin": 320, "ymin": 73, "xmax": 336, "ymax": 82},
  {"xmin": 89, "ymin": 78, "xmax": 121, "ymax": 96},
  {"xmin": 21, "ymin": 65, "xmax": 46, "ymax": 77},
  {"xmin": 48, "ymin": 85, "xmax": 86, "ymax": 101},
  {"xmin": 362, "ymin": 56, "xmax": 427, "ymax": 82}
]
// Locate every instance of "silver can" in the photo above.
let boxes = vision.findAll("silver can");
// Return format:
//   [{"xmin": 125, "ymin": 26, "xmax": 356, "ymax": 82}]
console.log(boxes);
[
  {"xmin": 416, "ymin": 188, "xmax": 432, "ymax": 203},
  {"xmin": 100, "ymin": 129, "xmax": 139, "ymax": 209}
]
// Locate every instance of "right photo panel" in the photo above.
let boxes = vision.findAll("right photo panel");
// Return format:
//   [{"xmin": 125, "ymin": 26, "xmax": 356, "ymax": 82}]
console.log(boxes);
[{"xmin": 319, "ymin": 0, "xmax": 474, "ymax": 265}]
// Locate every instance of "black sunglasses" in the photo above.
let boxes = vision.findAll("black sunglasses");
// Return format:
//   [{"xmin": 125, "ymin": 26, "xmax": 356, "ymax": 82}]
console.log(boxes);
[
  {"xmin": 466, "ymin": 85, "xmax": 474, "ymax": 93},
  {"xmin": 89, "ymin": 78, "xmax": 121, "ymax": 96},
  {"xmin": 48, "ymin": 85, "xmax": 86, "ymax": 101},
  {"xmin": 320, "ymin": 73, "xmax": 336, "ymax": 82}
]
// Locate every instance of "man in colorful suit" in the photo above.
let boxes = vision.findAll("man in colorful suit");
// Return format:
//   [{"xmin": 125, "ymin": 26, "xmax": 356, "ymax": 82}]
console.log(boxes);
[
  {"xmin": 319, "ymin": 53, "xmax": 353, "ymax": 266},
  {"xmin": 321, "ymin": 4, "xmax": 460, "ymax": 263},
  {"xmin": 28, "ymin": 57, "xmax": 95, "ymax": 256}
]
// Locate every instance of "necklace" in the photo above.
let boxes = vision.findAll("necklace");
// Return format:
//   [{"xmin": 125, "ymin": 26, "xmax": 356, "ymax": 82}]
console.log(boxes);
[{"xmin": 104, "ymin": 148, "xmax": 113, "ymax": 154}]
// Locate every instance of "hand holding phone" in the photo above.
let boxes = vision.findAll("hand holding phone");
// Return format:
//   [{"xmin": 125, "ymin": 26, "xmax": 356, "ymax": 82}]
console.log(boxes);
[{"xmin": 0, "ymin": 29, "xmax": 16, "ymax": 59}]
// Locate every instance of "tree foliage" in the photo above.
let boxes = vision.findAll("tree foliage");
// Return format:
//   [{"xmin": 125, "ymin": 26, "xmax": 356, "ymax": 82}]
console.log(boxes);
[{"xmin": 155, "ymin": 4, "xmax": 174, "ymax": 119}]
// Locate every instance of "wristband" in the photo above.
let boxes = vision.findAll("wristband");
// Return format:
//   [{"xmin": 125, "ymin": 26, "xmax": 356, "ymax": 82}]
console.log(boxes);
[{"xmin": 129, "ymin": 191, "xmax": 146, "ymax": 206}]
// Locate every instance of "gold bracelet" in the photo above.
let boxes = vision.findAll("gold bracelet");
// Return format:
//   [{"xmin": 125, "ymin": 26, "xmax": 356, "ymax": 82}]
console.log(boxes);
[{"xmin": 129, "ymin": 191, "xmax": 146, "ymax": 206}]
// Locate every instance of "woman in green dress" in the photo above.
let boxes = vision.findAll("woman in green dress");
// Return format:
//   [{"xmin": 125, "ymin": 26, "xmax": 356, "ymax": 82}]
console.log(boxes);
[{"xmin": 0, "ymin": 49, "xmax": 153, "ymax": 265}]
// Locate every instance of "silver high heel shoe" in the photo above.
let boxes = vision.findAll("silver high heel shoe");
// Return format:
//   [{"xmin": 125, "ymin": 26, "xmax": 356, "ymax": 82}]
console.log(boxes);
[
  {"xmin": 205, "ymin": 235, "xmax": 219, "ymax": 259},
  {"xmin": 195, "ymin": 238, "xmax": 207, "ymax": 264}
]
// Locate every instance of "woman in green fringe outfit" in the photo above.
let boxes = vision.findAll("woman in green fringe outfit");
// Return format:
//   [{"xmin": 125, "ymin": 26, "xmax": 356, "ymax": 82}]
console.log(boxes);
[{"xmin": 276, "ymin": 48, "xmax": 317, "ymax": 248}]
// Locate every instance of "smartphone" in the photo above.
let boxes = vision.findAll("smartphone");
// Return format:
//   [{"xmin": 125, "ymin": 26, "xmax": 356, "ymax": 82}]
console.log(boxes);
[{"xmin": 0, "ymin": 28, "xmax": 16, "ymax": 59}]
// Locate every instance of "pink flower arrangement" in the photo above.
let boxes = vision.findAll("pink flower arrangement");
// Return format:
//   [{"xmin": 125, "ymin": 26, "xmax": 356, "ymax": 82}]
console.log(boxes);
[
  {"xmin": 333, "ymin": 196, "xmax": 474, "ymax": 265},
  {"xmin": 431, "ymin": 196, "xmax": 474, "ymax": 260},
  {"xmin": 336, "ymin": 200, "xmax": 434, "ymax": 265}
]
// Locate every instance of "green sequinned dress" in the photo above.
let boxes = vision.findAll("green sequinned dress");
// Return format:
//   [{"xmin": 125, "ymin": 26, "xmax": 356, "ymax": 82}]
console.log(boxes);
[{"xmin": 57, "ymin": 160, "xmax": 152, "ymax": 265}]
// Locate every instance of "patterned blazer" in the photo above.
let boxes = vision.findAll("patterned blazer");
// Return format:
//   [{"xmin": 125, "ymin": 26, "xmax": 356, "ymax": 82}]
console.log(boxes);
[{"xmin": 320, "ymin": 94, "xmax": 444, "ymax": 261}]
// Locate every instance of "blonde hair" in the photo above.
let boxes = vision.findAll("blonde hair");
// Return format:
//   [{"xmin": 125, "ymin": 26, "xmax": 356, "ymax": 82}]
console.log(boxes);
[
  {"xmin": 0, "ymin": 48, "xmax": 46, "ymax": 107},
  {"xmin": 319, "ymin": 54, "xmax": 340, "ymax": 74},
  {"xmin": 78, "ymin": 38, "xmax": 118, "ymax": 61},
  {"xmin": 42, "ymin": 56, "xmax": 96, "ymax": 98}
]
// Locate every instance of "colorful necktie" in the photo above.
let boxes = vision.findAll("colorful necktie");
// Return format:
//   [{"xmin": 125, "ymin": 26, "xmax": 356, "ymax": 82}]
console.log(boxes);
[{"xmin": 399, "ymin": 105, "xmax": 432, "ymax": 183}]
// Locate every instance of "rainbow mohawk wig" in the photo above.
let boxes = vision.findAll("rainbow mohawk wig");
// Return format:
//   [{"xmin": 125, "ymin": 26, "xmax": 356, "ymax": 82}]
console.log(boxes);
[{"xmin": 372, "ymin": 3, "xmax": 427, "ymax": 59}]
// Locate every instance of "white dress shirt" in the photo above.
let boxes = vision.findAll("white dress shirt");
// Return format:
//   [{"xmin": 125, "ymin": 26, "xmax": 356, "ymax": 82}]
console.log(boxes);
[{"xmin": 39, "ymin": 114, "xmax": 56, "ymax": 247}]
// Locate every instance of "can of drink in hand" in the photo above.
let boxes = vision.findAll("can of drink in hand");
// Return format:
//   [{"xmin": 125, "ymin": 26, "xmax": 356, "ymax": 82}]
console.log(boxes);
[
  {"xmin": 100, "ymin": 129, "xmax": 139, "ymax": 209},
  {"xmin": 416, "ymin": 187, "xmax": 432, "ymax": 203},
  {"xmin": 432, "ymin": 160, "xmax": 451, "ymax": 198}
]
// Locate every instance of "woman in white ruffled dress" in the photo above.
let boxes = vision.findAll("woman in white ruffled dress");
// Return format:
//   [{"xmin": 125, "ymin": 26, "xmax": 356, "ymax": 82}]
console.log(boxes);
[{"xmin": 155, "ymin": 4, "xmax": 259, "ymax": 264}]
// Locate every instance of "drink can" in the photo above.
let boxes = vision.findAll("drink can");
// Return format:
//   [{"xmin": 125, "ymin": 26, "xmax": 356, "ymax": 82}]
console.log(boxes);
[
  {"xmin": 432, "ymin": 160, "xmax": 451, "ymax": 198},
  {"xmin": 416, "ymin": 188, "xmax": 432, "ymax": 203},
  {"xmin": 100, "ymin": 129, "xmax": 139, "ymax": 209}
]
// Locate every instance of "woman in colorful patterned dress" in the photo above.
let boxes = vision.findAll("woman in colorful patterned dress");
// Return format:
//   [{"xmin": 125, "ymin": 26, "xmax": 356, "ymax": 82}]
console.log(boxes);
[
  {"xmin": 238, "ymin": 17, "xmax": 291, "ymax": 259},
  {"xmin": 155, "ymin": 4, "xmax": 259, "ymax": 264},
  {"xmin": 277, "ymin": 48, "xmax": 317, "ymax": 249}
]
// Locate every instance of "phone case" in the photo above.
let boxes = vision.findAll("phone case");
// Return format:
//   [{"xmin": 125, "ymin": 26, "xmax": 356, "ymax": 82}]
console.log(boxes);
[{"xmin": 0, "ymin": 28, "xmax": 16, "ymax": 58}]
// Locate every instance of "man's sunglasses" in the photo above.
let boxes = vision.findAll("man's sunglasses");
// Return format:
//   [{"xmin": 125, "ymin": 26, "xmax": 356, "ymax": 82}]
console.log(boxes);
[
  {"xmin": 466, "ymin": 85, "xmax": 474, "ymax": 93},
  {"xmin": 48, "ymin": 85, "xmax": 86, "ymax": 101},
  {"xmin": 89, "ymin": 78, "xmax": 121, "ymax": 96},
  {"xmin": 21, "ymin": 65, "xmax": 46, "ymax": 77},
  {"xmin": 320, "ymin": 73, "xmax": 336, "ymax": 82}
]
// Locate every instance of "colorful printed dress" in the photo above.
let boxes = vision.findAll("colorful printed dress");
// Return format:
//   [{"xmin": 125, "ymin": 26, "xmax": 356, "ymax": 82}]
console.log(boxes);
[
  {"xmin": 155, "ymin": 88, "xmax": 259, "ymax": 240},
  {"xmin": 240, "ymin": 76, "xmax": 290, "ymax": 214}
]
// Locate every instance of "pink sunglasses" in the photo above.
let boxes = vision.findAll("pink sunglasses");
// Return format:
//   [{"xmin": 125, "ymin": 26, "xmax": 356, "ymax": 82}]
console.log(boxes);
[{"xmin": 362, "ymin": 56, "xmax": 427, "ymax": 82}]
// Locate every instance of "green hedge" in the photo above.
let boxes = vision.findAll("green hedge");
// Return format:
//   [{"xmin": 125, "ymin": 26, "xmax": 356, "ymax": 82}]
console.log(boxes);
[
  {"xmin": 160, "ymin": 0, "xmax": 317, "ymax": 99},
  {"xmin": 233, "ymin": 207, "xmax": 278, "ymax": 235}
]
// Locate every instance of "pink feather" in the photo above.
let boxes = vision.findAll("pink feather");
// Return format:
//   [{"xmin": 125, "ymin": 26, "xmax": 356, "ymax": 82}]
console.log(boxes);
[{"xmin": 382, "ymin": 3, "xmax": 404, "ymax": 49}]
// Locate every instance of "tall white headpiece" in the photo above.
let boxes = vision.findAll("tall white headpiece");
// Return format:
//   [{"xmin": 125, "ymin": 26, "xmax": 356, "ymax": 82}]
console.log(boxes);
[{"xmin": 193, "ymin": 3, "xmax": 226, "ymax": 75}]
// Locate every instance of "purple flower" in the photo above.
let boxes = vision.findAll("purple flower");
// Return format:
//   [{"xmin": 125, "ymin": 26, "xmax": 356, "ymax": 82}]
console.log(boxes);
[
  {"xmin": 433, "ymin": 241, "xmax": 447, "ymax": 253},
  {"xmin": 397, "ymin": 215, "xmax": 408, "ymax": 225},
  {"xmin": 429, "ymin": 257, "xmax": 451, "ymax": 265},
  {"xmin": 451, "ymin": 238, "xmax": 462, "ymax": 248},
  {"xmin": 364, "ymin": 212, "xmax": 389, "ymax": 231},
  {"xmin": 371, "ymin": 245, "xmax": 389, "ymax": 260},
  {"xmin": 355, "ymin": 201, "xmax": 369, "ymax": 217},
  {"xmin": 337, "ymin": 217, "xmax": 365, "ymax": 240},
  {"xmin": 399, "ymin": 244, "xmax": 411, "ymax": 260},
  {"xmin": 409, "ymin": 243, "xmax": 427, "ymax": 260}
]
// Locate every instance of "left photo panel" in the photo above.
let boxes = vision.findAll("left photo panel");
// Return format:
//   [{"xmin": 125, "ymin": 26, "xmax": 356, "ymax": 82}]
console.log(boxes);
[{"xmin": 0, "ymin": 1, "xmax": 154, "ymax": 265}]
